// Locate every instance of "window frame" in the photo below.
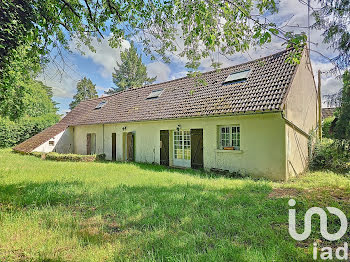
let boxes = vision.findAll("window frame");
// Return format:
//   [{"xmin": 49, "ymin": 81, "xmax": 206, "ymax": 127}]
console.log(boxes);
[{"xmin": 218, "ymin": 125, "xmax": 241, "ymax": 150}]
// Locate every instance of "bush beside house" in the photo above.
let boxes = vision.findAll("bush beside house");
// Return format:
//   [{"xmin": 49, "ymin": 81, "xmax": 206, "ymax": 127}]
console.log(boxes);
[
  {"xmin": 310, "ymin": 138, "xmax": 350, "ymax": 174},
  {"xmin": 322, "ymin": 117, "xmax": 336, "ymax": 139},
  {"xmin": 0, "ymin": 114, "xmax": 59, "ymax": 148},
  {"xmin": 30, "ymin": 151, "xmax": 106, "ymax": 162}
]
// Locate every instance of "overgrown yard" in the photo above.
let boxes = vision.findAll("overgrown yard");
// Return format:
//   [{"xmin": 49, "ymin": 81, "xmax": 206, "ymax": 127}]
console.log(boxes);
[{"xmin": 0, "ymin": 149, "xmax": 349, "ymax": 261}]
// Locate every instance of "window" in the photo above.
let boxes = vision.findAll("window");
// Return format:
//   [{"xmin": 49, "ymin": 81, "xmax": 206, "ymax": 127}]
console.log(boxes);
[
  {"xmin": 223, "ymin": 69, "xmax": 250, "ymax": 84},
  {"xmin": 219, "ymin": 125, "xmax": 240, "ymax": 150},
  {"xmin": 147, "ymin": 89, "xmax": 164, "ymax": 99},
  {"xmin": 174, "ymin": 130, "xmax": 191, "ymax": 160},
  {"xmin": 49, "ymin": 141, "xmax": 55, "ymax": 146},
  {"xmin": 95, "ymin": 100, "xmax": 107, "ymax": 109}
]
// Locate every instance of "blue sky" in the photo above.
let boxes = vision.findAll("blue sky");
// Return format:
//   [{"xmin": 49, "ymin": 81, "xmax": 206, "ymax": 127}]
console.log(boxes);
[{"xmin": 38, "ymin": 0, "xmax": 343, "ymax": 115}]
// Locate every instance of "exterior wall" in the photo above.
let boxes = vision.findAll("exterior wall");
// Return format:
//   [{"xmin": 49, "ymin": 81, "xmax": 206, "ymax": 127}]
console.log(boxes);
[
  {"xmin": 73, "ymin": 125, "xmax": 104, "ymax": 155},
  {"xmin": 33, "ymin": 127, "xmax": 74, "ymax": 153},
  {"xmin": 284, "ymin": 51, "xmax": 318, "ymax": 179},
  {"xmin": 73, "ymin": 113, "xmax": 287, "ymax": 180}
]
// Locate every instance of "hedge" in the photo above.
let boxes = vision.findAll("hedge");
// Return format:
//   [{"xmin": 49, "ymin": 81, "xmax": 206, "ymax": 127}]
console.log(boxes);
[
  {"xmin": 0, "ymin": 113, "xmax": 59, "ymax": 148},
  {"xmin": 30, "ymin": 152, "xmax": 106, "ymax": 162}
]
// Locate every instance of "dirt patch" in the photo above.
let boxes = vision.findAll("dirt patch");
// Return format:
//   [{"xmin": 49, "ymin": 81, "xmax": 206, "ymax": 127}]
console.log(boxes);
[
  {"xmin": 0, "ymin": 248, "xmax": 31, "ymax": 261},
  {"xmin": 268, "ymin": 187, "xmax": 350, "ymax": 203},
  {"xmin": 268, "ymin": 188, "xmax": 303, "ymax": 199},
  {"xmin": 78, "ymin": 215, "xmax": 124, "ymax": 242}
]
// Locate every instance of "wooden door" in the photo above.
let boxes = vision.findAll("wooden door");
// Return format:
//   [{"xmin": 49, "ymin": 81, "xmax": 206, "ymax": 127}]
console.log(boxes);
[
  {"xmin": 87, "ymin": 133, "xmax": 91, "ymax": 155},
  {"xmin": 126, "ymin": 132, "xmax": 134, "ymax": 161},
  {"xmin": 160, "ymin": 130, "xmax": 169, "ymax": 166},
  {"xmin": 191, "ymin": 129, "xmax": 203, "ymax": 169},
  {"xmin": 112, "ymin": 133, "xmax": 116, "ymax": 161}
]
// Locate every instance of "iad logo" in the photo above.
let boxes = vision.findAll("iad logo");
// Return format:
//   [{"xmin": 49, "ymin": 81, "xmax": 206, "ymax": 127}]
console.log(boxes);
[{"xmin": 288, "ymin": 199, "xmax": 349, "ymax": 260}]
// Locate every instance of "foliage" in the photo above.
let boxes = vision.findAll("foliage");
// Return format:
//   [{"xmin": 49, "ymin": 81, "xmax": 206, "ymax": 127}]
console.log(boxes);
[
  {"xmin": 1, "ymin": 0, "xmax": 307, "ymax": 118},
  {"xmin": 23, "ymin": 80, "xmax": 58, "ymax": 117},
  {"xmin": 0, "ymin": 1, "xmax": 41, "ymax": 75},
  {"xmin": 106, "ymin": 42, "xmax": 156, "ymax": 94},
  {"xmin": 0, "ymin": 148, "xmax": 350, "ymax": 260},
  {"xmin": 69, "ymin": 77, "xmax": 98, "ymax": 109},
  {"xmin": 312, "ymin": 0, "xmax": 350, "ymax": 71},
  {"xmin": 0, "ymin": 56, "xmax": 57, "ymax": 121},
  {"xmin": 44, "ymin": 152, "xmax": 97, "ymax": 162},
  {"xmin": 334, "ymin": 70, "xmax": 350, "ymax": 139},
  {"xmin": 31, "ymin": 152, "xmax": 107, "ymax": 162},
  {"xmin": 0, "ymin": 46, "xmax": 43, "ymax": 120},
  {"xmin": 0, "ymin": 113, "xmax": 59, "ymax": 148},
  {"xmin": 322, "ymin": 116, "xmax": 336, "ymax": 138},
  {"xmin": 310, "ymin": 138, "xmax": 350, "ymax": 173},
  {"xmin": 0, "ymin": 0, "xmax": 306, "ymax": 76}
]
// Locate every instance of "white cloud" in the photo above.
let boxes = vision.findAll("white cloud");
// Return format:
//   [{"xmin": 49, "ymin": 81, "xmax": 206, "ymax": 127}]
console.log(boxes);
[
  {"xmin": 70, "ymin": 35, "xmax": 130, "ymax": 79},
  {"xmin": 147, "ymin": 61, "xmax": 171, "ymax": 82},
  {"xmin": 37, "ymin": 63, "xmax": 81, "ymax": 99},
  {"xmin": 170, "ymin": 71, "xmax": 188, "ymax": 80},
  {"xmin": 96, "ymin": 85, "xmax": 111, "ymax": 93}
]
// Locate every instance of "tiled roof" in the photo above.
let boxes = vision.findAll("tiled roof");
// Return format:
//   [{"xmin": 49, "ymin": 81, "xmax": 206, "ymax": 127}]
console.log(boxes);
[
  {"xmin": 322, "ymin": 107, "xmax": 337, "ymax": 120},
  {"xmin": 13, "ymin": 99, "xmax": 99, "ymax": 153},
  {"xmin": 14, "ymin": 48, "xmax": 300, "ymax": 153}
]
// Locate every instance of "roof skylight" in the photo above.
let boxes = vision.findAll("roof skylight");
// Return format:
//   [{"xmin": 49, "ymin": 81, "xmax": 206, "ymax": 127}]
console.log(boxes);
[
  {"xmin": 224, "ymin": 69, "xmax": 251, "ymax": 84},
  {"xmin": 147, "ymin": 89, "xmax": 164, "ymax": 99},
  {"xmin": 95, "ymin": 100, "xmax": 107, "ymax": 109}
]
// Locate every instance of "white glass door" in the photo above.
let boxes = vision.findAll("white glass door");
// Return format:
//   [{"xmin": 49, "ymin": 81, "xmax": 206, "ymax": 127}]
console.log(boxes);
[{"xmin": 173, "ymin": 130, "xmax": 191, "ymax": 167}]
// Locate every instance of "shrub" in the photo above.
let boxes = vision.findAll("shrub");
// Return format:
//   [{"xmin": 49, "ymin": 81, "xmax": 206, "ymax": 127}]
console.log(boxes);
[
  {"xmin": 322, "ymin": 117, "xmax": 336, "ymax": 139},
  {"xmin": 45, "ymin": 152, "xmax": 96, "ymax": 162},
  {"xmin": 0, "ymin": 113, "xmax": 59, "ymax": 148},
  {"xmin": 96, "ymin": 153, "xmax": 106, "ymax": 161},
  {"xmin": 310, "ymin": 138, "xmax": 350, "ymax": 173}
]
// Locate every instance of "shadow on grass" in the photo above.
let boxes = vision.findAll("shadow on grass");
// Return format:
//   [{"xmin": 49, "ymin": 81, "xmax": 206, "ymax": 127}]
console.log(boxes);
[
  {"xmin": 0, "ymin": 178, "xmax": 315, "ymax": 261},
  {"xmin": 127, "ymin": 161, "xmax": 253, "ymax": 180}
]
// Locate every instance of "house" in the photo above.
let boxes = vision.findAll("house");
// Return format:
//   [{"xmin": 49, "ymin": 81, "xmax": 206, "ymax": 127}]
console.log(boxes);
[
  {"xmin": 322, "ymin": 107, "xmax": 337, "ymax": 120},
  {"xmin": 14, "ymin": 48, "xmax": 320, "ymax": 181}
]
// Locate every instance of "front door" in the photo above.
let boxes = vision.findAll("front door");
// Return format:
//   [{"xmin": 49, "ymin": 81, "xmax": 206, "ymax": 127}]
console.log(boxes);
[
  {"xmin": 87, "ymin": 133, "xmax": 96, "ymax": 155},
  {"xmin": 112, "ymin": 133, "xmax": 116, "ymax": 161},
  {"xmin": 191, "ymin": 129, "xmax": 203, "ymax": 169},
  {"xmin": 160, "ymin": 130, "xmax": 169, "ymax": 166},
  {"xmin": 173, "ymin": 130, "xmax": 191, "ymax": 167},
  {"xmin": 126, "ymin": 132, "xmax": 134, "ymax": 161}
]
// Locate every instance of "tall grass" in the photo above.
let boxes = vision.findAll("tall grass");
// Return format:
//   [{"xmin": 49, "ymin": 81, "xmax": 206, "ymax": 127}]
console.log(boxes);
[{"xmin": 0, "ymin": 148, "xmax": 349, "ymax": 261}]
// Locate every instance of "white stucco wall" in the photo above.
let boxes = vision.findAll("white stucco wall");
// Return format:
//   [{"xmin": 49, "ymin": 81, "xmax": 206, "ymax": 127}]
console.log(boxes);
[
  {"xmin": 73, "ymin": 113, "xmax": 287, "ymax": 180},
  {"xmin": 284, "ymin": 51, "xmax": 318, "ymax": 179},
  {"xmin": 33, "ymin": 127, "xmax": 74, "ymax": 154}
]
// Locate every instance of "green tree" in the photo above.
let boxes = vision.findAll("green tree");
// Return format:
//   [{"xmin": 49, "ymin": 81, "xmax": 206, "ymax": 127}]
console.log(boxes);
[
  {"xmin": 106, "ymin": 42, "xmax": 156, "ymax": 94},
  {"xmin": 0, "ymin": 70, "xmax": 58, "ymax": 121},
  {"xmin": 1, "ymin": 0, "xmax": 305, "ymax": 81},
  {"xmin": 69, "ymin": 77, "xmax": 98, "ymax": 109},
  {"xmin": 312, "ymin": 0, "xmax": 350, "ymax": 71},
  {"xmin": 334, "ymin": 71, "xmax": 350, "ymax": 140},
  {"xmin": 1, "ymin": 0, "xmax": 307, "ymax": 118},
  {"xmin": 23, "ymin": 80, "xmax": 58, "ymax": 117}
]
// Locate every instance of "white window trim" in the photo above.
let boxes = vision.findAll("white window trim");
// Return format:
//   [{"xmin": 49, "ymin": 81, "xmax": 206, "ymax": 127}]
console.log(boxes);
[
  {"xmin": 218, "ymin": 125, "xmax": 241, "ymax": 150},
  {"xmin": 173, "ymin": 130, "xmax": 191, "ymax": 167}
]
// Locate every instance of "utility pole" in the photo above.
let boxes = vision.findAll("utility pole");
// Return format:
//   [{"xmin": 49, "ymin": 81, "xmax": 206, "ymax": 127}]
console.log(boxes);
[
  {"xmin": 318, "ymin": 70, "xmax": 322, "ymax": 140},
  {"xmin": 308, "ymin": 0, "xmax": 311, "ymax": 48}
]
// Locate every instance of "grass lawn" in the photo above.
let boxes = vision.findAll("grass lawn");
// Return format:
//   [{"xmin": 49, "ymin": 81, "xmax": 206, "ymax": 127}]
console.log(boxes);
[{"xmin": 0, "ymin": 148, "xmax": 349, "ymax": 261}]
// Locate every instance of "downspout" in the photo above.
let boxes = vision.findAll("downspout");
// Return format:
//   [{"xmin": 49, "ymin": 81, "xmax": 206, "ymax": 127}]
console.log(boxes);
[
  {"xmin": 281, "ymin": 112, "xmax": 310, "ymax": 139},
  {"xmin": 103, "ymin": 124, "xmax": 105, "ymax": 154}
]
